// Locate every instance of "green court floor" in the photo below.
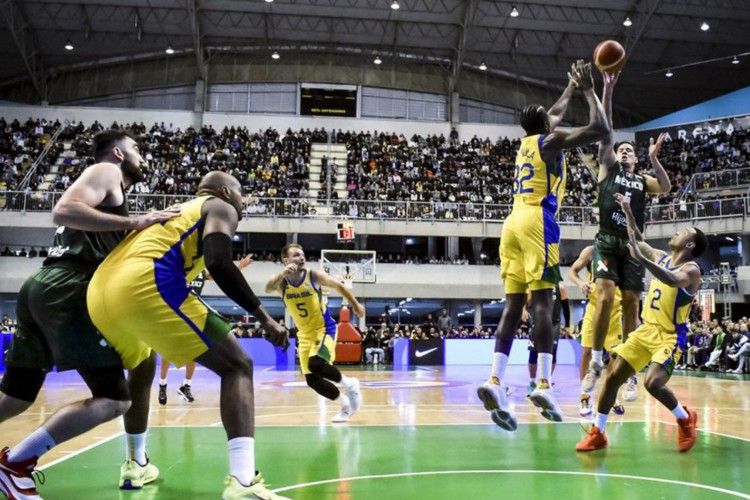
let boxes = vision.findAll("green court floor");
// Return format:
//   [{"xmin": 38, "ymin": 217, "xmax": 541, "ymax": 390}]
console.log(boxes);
[{"xmin": 40, "ymin": 424, "xmax": 749, "ymax": 499}]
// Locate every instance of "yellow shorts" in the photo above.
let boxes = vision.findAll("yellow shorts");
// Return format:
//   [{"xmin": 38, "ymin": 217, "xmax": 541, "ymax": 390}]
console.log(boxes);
[
  {"xmin": 87, "ymin": 259, "xmax": 231, "ymax": 370},
  {"xmin": 500, "ymin": 205, "xmax": 561, "ymax": 294},
  {"xmin": 613, "ymin": 323, "xmax": 681, "ymax": 373},
  {"xmin": 298, "ymin": 326, "xmax": 338, "ymax": 375},
  {"xmin": 580, "ymin": 299, "xmax": 623, "ymax": 350}
]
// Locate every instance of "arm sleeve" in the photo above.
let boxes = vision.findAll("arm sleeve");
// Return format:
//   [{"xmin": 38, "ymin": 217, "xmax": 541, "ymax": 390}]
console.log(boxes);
[
  {"xmin": 203, "ymin": 232, "xmax": 262, "ymax": 315},
  {"xmin": 561, "ymin": 298, "xmax": 571, "ymax": 328}
]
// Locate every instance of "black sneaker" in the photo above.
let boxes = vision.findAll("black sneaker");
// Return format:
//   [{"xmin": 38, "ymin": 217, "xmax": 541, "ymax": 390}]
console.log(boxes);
[
  {"xmin": 177, "ymin": 384, "xmax": 194, "ymax": 403},
  {"xmin": 158, "ymin": 384, "xmax": 167, "ymax": 405}
]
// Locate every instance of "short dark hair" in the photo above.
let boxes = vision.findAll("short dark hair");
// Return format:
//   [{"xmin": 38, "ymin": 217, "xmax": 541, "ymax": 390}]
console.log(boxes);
[
  {"xmin": 691, "ymin": 227, "xmax": 708, "ymax": 258},
  {"xmin": 92, "ymin": 130, "xmax": 134, "ymax": 162},
  {"xmin": 281, "ymin": 243, "xmax": 303, "ymax": 258},
  {"xmin": 614, "ymin": 141, "xmax": 636, "ymax": 152},
  {"xmin": 520, "ymin": 105, "xmax": 548, "ymax": 135}
]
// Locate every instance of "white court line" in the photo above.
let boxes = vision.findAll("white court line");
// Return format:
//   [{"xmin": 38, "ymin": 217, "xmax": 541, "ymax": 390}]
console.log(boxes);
[
  {"xmin": 271, "ymin": 470, "xmax": 750, "ymax": 498},
  {"xmin": 186, "ymin": 419, "xmax": 654, "ymax": 429},
  {"xmin": 38, "ymin": 432, "xmax": 124, "ymax": 470}
]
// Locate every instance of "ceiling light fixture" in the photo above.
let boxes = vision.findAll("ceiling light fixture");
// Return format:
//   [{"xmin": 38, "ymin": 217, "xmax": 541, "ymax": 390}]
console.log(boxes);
[
  {"xmin": 732, "ymin": 56, "xmax": 740, "ymax": 64},
  {"xmin": 700, "ymin": 21, "xmax": 709, "ymax": 31},
  {"xmin": 623, "ymin": 16, "xmax": 632, "ymax": 27},
  {"xmin": 165, "ymin": 45, "xmax": 174, "ymax": 54},
  {"xmin": 479, "ymin": 61, "xmax": 487, "ymax": 70},
  {"xmin": 271, "ymin": 50, "xmax": 280, "ymax": 59},
  {"xmin": 374, "ymin": 55, "xmax": 382, "ymax": 64},
  {"xmin": 265, "ymin": 0, "xmax": 274, "ymax": 2},
  {"xmin": 64, "ymin": 40, "xmax": 74, "ymax": 50},
  {"xmin": 509, "ymin": 5, "xmax": 519, "ymax": 17},
  {"xmin": 665, "ymin": 69, "xmax": 674, "ymax": 77},
  {"xmin": 391, "ymin": 0, "xmax": 400, "ymax": 10}
]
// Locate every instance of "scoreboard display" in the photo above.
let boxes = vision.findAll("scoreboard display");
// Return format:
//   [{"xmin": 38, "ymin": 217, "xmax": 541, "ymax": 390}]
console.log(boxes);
[{"xmin": 300, "ymin": 85, "xmax": 357, "ymax": 117}]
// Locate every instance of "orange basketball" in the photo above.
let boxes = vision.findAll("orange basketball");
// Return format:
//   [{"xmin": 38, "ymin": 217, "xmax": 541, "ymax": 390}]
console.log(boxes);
[{"xmin": 593, "ymin": 40, "xmax": 626, "ymax": 73}]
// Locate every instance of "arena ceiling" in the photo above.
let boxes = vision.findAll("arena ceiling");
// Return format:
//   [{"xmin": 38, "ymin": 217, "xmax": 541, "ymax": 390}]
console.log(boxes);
[{"xmin": 1, "ymin": 0, "xmax": 749, "ymax": 126}]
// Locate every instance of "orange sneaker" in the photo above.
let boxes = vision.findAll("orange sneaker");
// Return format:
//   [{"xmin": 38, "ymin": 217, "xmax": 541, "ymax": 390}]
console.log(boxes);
[
  {"xmin": 576, "ymin": 425, "xmax": 608, "ymax": 452},
  {"xmin": 0, "ymin": 447, "xmax": 42, "ymax": 499},
  {"xmin": 677, "ymin": 407, "xmax": 698, "ymax": 453}
]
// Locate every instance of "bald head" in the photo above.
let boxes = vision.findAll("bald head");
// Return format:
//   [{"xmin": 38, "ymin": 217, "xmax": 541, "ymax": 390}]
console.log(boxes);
[{"xmin": 198, "ymin": 170, "xmax": 244, "ymax": 217}]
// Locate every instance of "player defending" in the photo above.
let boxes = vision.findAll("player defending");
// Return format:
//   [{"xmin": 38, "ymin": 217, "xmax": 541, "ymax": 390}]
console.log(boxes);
[
  {"xmin": 266, "ymin": 244, "xmax": 364, "ymax": 423},
  {"xmin": 0, "ymin": 130, "xmax": 178, "ymax": 499},
  {"xmin": 477, "ymin": 60, "xmax": 609, "ymax": 430},
  {"xmin": 86, "ymin": 171, "xmax": 290, "ymax": 499},
  {"xmin": 568, "ymin": 245, "xmax": 627, "ymax": 416},
  {"xmin": 582, "ymin": 70, "xmax": 671, "ymax": 396},
  {"xmin": 577, "ymin": 193, "xmax": 704, "ymax": 453}
]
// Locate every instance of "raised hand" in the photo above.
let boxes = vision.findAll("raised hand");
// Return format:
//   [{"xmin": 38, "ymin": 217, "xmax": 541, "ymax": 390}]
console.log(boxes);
[
  {"xmin": 237, "ymin": 253, "xmax": 254, "ymax": 270},
  {"xmin": 649, "ymin": 133, "xmax": 666, "ymax": 158},
  {"xmin": 602, "ymin": 70, "xmax": 620, "ymax": 90}
]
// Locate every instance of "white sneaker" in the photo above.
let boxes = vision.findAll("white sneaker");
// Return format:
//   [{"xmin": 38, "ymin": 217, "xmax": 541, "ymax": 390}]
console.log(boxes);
[
  {"xmin": 528, "ymin": 379, "xmax": 563, "ymax": 422},
  {"xmin": 729, "ymin": 353, "xmax": 739, "ymax": 361},
  {"xmin": 477, "ymin": 379, "xmax": 517, "ymax": 431},
  {"xmin": 119, "ymin": 458, "xmax": 160, "ymax": 489},
  {"xmin": 621, "ymin": 375, "xmax": 638, "ymax": 403},
  {"xmin": 581, "ymin": 361, "xmax": 603, "ymax": 393},
  {"xmin": 332, "ymin": 399, "xmax": 353, "ymax": 423},
  {"xmin": 579, "ymin": 394, "xmax": 593, "ymax": 417},
  {"xmin": 345, "ymin": 377, "xmax": 362, "ymax": 413}
]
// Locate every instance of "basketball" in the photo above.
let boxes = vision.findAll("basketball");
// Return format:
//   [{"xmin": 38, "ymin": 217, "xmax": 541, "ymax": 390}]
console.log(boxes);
[{"xmin": 593, "ymin": 40, "xmax": 626, "ymax": 73}]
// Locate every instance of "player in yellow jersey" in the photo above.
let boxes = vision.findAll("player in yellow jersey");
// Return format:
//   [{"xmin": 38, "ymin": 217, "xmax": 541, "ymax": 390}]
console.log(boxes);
[
  {"xmin": 87, "ymin": 171, "xmax": 290, "ymax": 500},
  {"xmin": 477, "ymin": 60, "xmax": 610, "ymax": 431},
  {"xmin": 577, "ymin": 194, "xmax": 705, "ymax": 453},
  {"xmin": 568, "ymin": 245, "xmax": 630, "ymax": 417},
  {"xmin": 266, "ymin": 244, "xmax": 365, "ymax": 423}
]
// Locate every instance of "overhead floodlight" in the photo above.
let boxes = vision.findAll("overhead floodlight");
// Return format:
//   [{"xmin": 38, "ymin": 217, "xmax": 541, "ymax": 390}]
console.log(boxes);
[
  {"xmin": 479, "ymin": 61, "xmax": 487, "ymax": 70},
  {"xmin": 509, "ymin": 6, "xmax": 519, "ymax": 17},
  {"xmin": 265, "ymin": 0, "xmax": 274, "ymax": 2},
  {"xmin": 165, "ymin": 45, "xmax": 175, "ymax": 54},
  {"xmin": 64, "ymin": 40, "xmax": 74, "ymax": 50},
  {"xmin": 374, "ymin": 55, "xmax": 382, "ymax": 64},
  {"xmin": 732, "ymin": 56, "xmax": 740, "ymax": 64},
  {"xmin": 271, "ymin": 50, "xmax": 280, "ymax": 59},
  {"xmin": 623, "ymin": 16, "xmax": 632, "ymax": 27},
  {"xmin": 391, "ymin": 0, "xmax": 400, "ymax": 10},
  {"xmin": 665, "ymin": 69, "xmax": 674, "ymax": 77},
  {"xmin": 700, "ymin": 21, "xmax": 709, "ymax": 31}
]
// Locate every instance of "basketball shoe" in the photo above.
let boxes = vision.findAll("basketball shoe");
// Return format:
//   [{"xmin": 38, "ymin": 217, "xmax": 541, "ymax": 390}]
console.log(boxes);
[
  {"xmin": 158, "ymin": 384, "xmax": 167, "ymax": 405},
  {"xmin": 525, "ymin": 381, "xmax": 536, "ymax": 398},
  {"xmin": 581, "ymin": 360, "xmax": 603, "ymax": 393},
  {"xmin": 477, "ymin": 377, "xmax": 517, "ymax": 431},
  {"xmin": 677, "ymin": 407, "xmax": 698, "ymax": 453},
  {"xmin": 344, "ymin": 377, "xmax": 362, "ymax": 413},
  {"xmin": 332, "ymin": 395, "xmax": 353, "ymax": 423},
  {"xmin": 0, "ymin": 447, "xmax": 41, "ymax": 500},
  {"xmin": 576, "ymin": 426, "xmax": 608, "ymax": 452},
  {"xmin": 120, "ymin": 458, "xmax": 160, "ymax": 489},
  {"xmin": 177, "ymin": 384, "xmax": 195, "ymax": 403},
  {"xmin": 621, "ymin": 376, "xmax": 638, "ymax": 402},
  {"xmin": 528, "ymin": 379, "xmax": 563, "ymax": 422},
  {"xmin": 612, "ymin": 400, "xmax": 625, "ymax": 415},
  {"xmin": 579, "ymin": 394, "xmax": 593, "ymax": 417},
  {"xmin": 223, "ymin": 472, "xmax": 290, "ymax": 500}
]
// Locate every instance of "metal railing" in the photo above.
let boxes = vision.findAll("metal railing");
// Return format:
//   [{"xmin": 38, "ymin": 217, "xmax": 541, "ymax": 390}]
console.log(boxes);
[
  {"xmin": 681, "ymin": 167, "xmax": 750, "ymax": 198},
  {"xmin": 0, "ymin": 191, "xmax": 747, "ymax": 225}
]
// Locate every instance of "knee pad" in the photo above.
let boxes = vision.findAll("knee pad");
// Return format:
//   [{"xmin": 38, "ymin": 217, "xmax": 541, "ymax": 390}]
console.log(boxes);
[
  {"xmin": 0, "ymin": 366, "xmax": 46, "ymax": 402},
  {"xmin": 78, "ymin": 366, "xmax": 131, "ymax": 401}
]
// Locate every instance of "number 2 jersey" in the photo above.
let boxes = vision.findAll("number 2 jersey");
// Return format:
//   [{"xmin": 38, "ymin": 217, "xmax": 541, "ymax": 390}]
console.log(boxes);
[{"xmin": 642, "ymin": 255, "xmax": 699, "ymax": 342}]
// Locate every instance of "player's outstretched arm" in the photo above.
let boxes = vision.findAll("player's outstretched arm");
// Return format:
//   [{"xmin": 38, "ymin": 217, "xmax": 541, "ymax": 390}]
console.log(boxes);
[
  {"xmin": 630, "ymin": 237, "xmax": 700, "ymax": 289},
  {"xmin": 543, "ymin": 61, "xmax": 609, "ymax": 157},
  {"xmin": 567, "ymin": 245, "xmax": 594, "ymax": 297},
  {"xmin": 311, "ymin": 269, "xmax": 366, "ymax": 318},
  {"xmin": 547, "ymin": 63, "xmax": 579, "ymax": 131},
  {"xmin": 644, "ymin": 133, "xmax": 672, "ymax": 194},
  {"xmin": 53, "ymin": 162, "xmax": 179, "ymax": 231},
  {"xmin": 596, "ymin": 71, "xmax": 619, "ymax": 182},
  {"xmin": 615, "ymin": 193, "xmax": 661, "ymax": 259},
  {"xmin": 265, "ymin": 263, "xmax": 298, "ymax": 294}
]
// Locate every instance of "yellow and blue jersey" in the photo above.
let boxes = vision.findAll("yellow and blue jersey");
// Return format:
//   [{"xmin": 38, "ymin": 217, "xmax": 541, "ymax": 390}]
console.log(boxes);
[
  {"xmin": 282, "ymin": 270, "xmax": 336, "ymax": 337},
  {"xmin": 642, "ymin": 256, "xmax": 698, "ymax": 347},
  {"xmin": 512, "ymin": 134, "xmax": 567, "ymax": 215}
]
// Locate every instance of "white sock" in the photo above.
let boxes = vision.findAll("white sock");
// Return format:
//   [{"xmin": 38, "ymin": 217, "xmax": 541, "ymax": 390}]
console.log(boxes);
[
  {"xmin": 126, "ymin": 432, "xmax": 148, "ymax": 465},
  {"xmin": 591, "ymin": 350, "xmax": 603, "ymax": 365},
  {"xmin": 538, "ymin": 353, "xmax": 553, "ymax": 382},
  {"xmin": 8, "ymin": 427, "xmax": 56, "ymax": 463},
  {"xmin": 594, "ymin": 412, "xmax": 609, "ymax": 432},
  {"xmin": 183, "ymin": 379, "xmax": 191, "ymax": 387},
  {"xmin": 338, "ymin": 393, "xmax": 351, "ymax": 409},
  {"xmin": 340, "ymin": 375, "xmax": 354, "ymax": 389},
  {"xmin": 159, "ymin": 379, "xmax": 167, "ymax": 386},
  {"xmin": 491, "ymin": 352, "xmax": 509, "ymax": 383},
  {"xmin": 671, "ymin": 403, "xmax": 689, "ymax": 420},
  {"xmin": 228, "ymin": 437, "xmax": 255, "ymax": 486}
]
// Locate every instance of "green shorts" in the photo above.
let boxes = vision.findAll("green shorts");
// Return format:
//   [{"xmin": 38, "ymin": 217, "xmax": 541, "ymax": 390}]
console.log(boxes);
[
  {"xmin": 593, "ymin": 232, "xmax": 646, "ymax": 293},
  {"xmin": 5, "ymin": 266, "xmax": 123, "ymax": 372}
]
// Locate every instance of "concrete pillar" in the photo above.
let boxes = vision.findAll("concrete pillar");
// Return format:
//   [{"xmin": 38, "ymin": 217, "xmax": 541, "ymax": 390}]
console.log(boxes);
[
  {"xmin": 193, "ymin": 78, "xmax": 206, "ymax": 130},
  {"xmin": 474, "ymin": 299, "xmax": 483, "ymax": 329},
  {"xmin": 428, "ymin": 237, "xmax": 438, "ymax": 259},
  {"xmin": 471, "ymin": 237, "xmax": 484, "ymax": 264},
  {"xmin": 446, "ymin": 236, "xmax": 459, "ymax": 261}
]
